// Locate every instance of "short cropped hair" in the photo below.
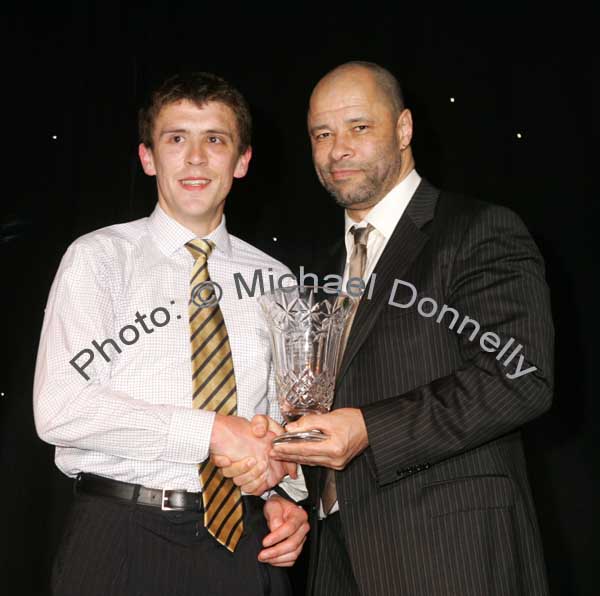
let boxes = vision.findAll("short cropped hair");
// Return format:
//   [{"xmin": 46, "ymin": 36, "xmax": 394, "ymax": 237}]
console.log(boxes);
[
  {"xmin": 138, "ymin": 72, "xmax": 252, "ymax": 153},
  {"xmin": 332, "ymin": 61, "xmax": 405, "ymax": 117}
]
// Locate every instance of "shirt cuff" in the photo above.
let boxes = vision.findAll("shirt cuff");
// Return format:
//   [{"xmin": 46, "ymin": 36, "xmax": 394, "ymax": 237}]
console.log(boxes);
[
  {"xmin": 261, "ymin": 466, "xmax": 308, "ymax": 503},
  {"xmin": 162, "ymin": 408, "xmax": 216, "ymax": 464}
]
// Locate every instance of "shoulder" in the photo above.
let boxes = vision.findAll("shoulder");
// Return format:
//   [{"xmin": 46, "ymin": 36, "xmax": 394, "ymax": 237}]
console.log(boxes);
[
  {"xmin": 430, "ymin": 191, "xmax": 543, "ymax": 276},
  {"xmin": 433, "ymin": 191, "xmax": 532, "ymax": 240},
  {"xmin": 59, "ymin": 216, "xmax": 150, "ymax": 273}
]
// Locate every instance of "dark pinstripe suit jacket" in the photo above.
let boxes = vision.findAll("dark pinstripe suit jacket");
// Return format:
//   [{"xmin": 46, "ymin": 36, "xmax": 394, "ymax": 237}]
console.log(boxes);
[{"xmin": 306, "ymin": 179, "xmax": 553, "ymax": 596}]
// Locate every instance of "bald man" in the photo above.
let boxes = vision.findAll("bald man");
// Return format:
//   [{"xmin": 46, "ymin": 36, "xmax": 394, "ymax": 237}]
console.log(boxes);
[{"xmin": 216, "ymin": 61, "xmax": 553, "ymax": 595}]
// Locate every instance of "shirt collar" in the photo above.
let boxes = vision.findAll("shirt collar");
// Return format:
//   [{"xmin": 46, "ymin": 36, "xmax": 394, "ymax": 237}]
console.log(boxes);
[
  {"xmin": 344, "ymin": 169, "xmax": 421, "ymax": 246},
  {"xmin": 148, "ymin": 204, "xmax": 233, "ymax": 258}
]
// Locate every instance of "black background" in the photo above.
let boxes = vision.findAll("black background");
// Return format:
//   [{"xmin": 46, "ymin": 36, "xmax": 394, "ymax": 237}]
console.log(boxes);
[{"xmin": 1, "ymin": 4, "xmax": 597, "ymax": 595}]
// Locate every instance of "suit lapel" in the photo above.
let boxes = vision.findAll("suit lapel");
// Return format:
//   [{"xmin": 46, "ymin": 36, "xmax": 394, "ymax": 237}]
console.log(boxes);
[{"xmin": 336, "ymin": 179, "xmax": 440, "ymax": 386}]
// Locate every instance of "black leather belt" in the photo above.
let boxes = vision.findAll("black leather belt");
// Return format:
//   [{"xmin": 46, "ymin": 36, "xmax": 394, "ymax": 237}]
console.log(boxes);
[{"xmin": 75, "ymin": 473, "xmax": 204, "ymax": 512}]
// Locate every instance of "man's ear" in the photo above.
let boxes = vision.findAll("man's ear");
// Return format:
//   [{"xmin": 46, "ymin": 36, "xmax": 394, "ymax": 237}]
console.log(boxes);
[
  {"xmin": 233, "ymin": 146, "xmax": 252, "ymax": 179},
  {"xmin": 396, "ymin": 109, "xmax": 413, "ymax": 150},
  {"xmin": 138, "ymin": 143, "xmax": 156, "ymax": 176}
]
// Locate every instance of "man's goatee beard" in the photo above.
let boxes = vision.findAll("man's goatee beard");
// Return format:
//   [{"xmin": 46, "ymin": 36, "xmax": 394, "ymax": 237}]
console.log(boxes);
[{"xmin": 325, "ymin": 183, "xmax": 378, "ymax": 209}]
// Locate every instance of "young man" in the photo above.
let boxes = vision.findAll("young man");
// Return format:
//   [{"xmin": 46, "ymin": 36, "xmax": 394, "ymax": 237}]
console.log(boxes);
[
  {"xmin": 34, "ymin": 72, "xmax": 308, "ymax": 596},
  {"xmin": 219, "ymin": 62, "xmax": 554, "ymax": 595}
]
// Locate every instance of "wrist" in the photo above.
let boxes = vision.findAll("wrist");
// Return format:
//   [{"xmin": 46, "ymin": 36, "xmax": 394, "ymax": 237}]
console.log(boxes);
[{"xmin": 209, "ymin": 413, "xmax": 231, "ymax": 454}]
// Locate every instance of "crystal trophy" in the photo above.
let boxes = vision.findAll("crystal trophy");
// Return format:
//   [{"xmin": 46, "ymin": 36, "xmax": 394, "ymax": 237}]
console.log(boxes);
[{"xmin": 258, "ymin": 285, "xmax": 357, "ymax": 443}]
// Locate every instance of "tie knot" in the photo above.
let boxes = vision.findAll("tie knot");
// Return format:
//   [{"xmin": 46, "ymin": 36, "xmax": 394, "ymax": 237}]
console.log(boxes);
[
  {"xmin": 351, "ymin": 224, "xmax": 374, "ymax": 247},
  {"xmin": 185, "ymin": 239, "xmax": 215, "ymax": 262}
]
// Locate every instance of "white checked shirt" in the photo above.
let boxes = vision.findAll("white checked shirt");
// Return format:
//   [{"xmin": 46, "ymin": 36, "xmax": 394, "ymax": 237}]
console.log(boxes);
[{"xmin": 33, "ymin": 204, "xmax": 306, "ymax": 500}]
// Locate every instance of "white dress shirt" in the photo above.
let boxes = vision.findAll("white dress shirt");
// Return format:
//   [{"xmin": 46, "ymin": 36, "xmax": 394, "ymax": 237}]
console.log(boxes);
[
  {"xmin": 322, "ymin": 168, "xmax": 422, "ymax": 516},
  {"xmin": 33, "ymin": 204, "xmax": 306, "ymax": 500},
  {"xmin": 342, "ymin": 169, "xmax": 422, "ymax": 286}
]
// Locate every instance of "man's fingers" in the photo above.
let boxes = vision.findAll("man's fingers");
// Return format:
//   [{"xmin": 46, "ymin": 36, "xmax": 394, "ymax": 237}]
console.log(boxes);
[
  {"xmin": 238, "ymin": 478, "xmax": 269, "ymax": 496},
  {"xmin": 280, "ymin": 457, "xmax": 341, "ymax": 469},
  {"xmin": 266, "ymin": 419, "xmax": 285, "ymax": 436},
  {"xmin": 240, "ymin": 479, "xmax": 269, "ymax": 496},
  {"xmin": 285, "ymin": 414, "xmax": 326, "ymax": 434},
  {"xmin": 268, "ymin": 540, "xmax": 305, "ymax": 564},
  {"xmin": 270, "ymin": 448, "xmax": 343, "ymax": 468},
  {"xmin": 260, "ymin": 543, "xmax": 305, "ymax": 566},
  {"xmin": 262, "ymin": 521, "xmax": 294, "ymax": 548},
  {"xmin": 259, "ymin": 533, "xmax": 307, "ymax": 562},
  {"xmin": 260, "ymin": 537, "xmax": 305, "ymax": 561},
  {"xmin": 263, "ymin": 515, "xmax": 307, "ymax": 547},
  {"xmin": 283, "ymin": 461, "xmax": 298, "ymax": 479},
  {"xmin": 229, "ymin": 459, "xmax": 266, "ymax": 486},
  {"xmin": 250, "ymin": 415, "xmax": 286, "ymax": 437},
  {"xmin": 218, "ymin": 457, "xmax": 256, "ymax": 478},
  {"xmin": 265, "ymin": 514, "xmax": 284, "ymax": 534},
  {"xmin": 271, "ymin": 440, "xmax": 335, "ymax": 460}
]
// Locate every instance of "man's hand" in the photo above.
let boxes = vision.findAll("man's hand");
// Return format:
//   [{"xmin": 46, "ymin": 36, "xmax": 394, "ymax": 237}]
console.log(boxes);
[
  {"xmin": 211, "ymin": 415, "xmax": 298, "ymax": 495},
  {"xmin": 259, "ymin": 495, "xmax": 309, "ymax": 567},
  {"xmin": 270, "ymin": 408, "xmax": 369, "ymax": 470},
  {"xmin": 209, "ymin": 414, "xmax": 276, "ymax": 472}
]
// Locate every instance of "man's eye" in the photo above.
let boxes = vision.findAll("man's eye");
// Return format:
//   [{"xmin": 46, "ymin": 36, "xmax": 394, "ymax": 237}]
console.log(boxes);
[
  {"xmin": 315, "ymin": 132, "xmax": 331, "ymax": 140},
  {"xmin": 171, "ymin": 135, "xmax": 184, "ymax": 143},
  {"xmin": 207, "ymin": 136, "xmax": 222, "ymax": 144},
  {"xmin": 353, "ymin": 125, "xmax": 368, "ymax": 132}
]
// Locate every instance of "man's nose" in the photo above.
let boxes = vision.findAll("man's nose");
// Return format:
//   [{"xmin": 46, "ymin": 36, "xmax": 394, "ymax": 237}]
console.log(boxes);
[
  {"xmin": 330, "ymin": 134, "xmax": 354, "ymax": 162},
  {"xmin": 186, "ymin": 140, "xmax": 207, "ymax": 166}
]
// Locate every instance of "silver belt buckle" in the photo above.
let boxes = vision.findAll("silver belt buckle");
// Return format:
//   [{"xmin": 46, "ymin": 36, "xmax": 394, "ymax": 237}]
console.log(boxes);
[{"xmin": 161, "ymin": 488, "xmax": 183, "ymax": 511}]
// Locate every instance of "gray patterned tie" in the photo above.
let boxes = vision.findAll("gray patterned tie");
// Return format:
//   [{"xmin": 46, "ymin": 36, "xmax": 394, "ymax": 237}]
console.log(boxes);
[{"xmin": 322, "ymin": 223, "xmax": 375, "ymax": 514}]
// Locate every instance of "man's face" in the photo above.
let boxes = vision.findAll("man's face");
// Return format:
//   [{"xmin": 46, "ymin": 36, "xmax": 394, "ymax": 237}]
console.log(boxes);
[
  {"xmin": 139, "ymin": 99, "xmax": 251, "ymax": 231},
  {"xmin": 308, "ymin": 69, "xmax": 409, "ymax": 211}
]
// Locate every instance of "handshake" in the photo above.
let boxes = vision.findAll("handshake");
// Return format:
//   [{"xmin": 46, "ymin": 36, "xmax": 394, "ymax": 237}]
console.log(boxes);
[
  {"xmin": 209, "ymin": 407, "xmax": 371, "ymax": 494},
  {"xmin": 209, "ymin": 413, "xmax": 298, "ymax": 495}
]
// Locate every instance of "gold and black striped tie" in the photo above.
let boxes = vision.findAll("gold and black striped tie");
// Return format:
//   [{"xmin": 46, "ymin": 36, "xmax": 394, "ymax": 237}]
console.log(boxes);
[{"xmin": 185, "ymin": 238, "xmax": 244, "ymax": 552}]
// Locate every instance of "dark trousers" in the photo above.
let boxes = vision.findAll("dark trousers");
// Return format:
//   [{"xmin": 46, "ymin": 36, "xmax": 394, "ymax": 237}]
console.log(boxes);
[
  {"xmin": 52, "ymin": 491, "xmax": 292, "ymax": 596},
  {"xmin": 312, "ymin": 513, "xmax": 360, "ymax": 596}
]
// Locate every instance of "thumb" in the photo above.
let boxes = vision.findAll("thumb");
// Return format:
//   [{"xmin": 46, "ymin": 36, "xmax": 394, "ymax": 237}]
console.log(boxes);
[
  {"xmin": 211, "ymin": 454, "xmax": 232, "ymax": 467},
  {"xmin": 264, "ymin": 499, "xmax": 284, "ymax": 530},
  {"xmin": 250, "ymin": 414, "xmax": 270, "ymax": 437}
]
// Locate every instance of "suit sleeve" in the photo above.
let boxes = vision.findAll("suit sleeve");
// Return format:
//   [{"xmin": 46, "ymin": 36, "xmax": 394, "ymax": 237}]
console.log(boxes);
[{"xmin": 360, "ymin": 205, "xmax": 554, "ymax": 486}]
